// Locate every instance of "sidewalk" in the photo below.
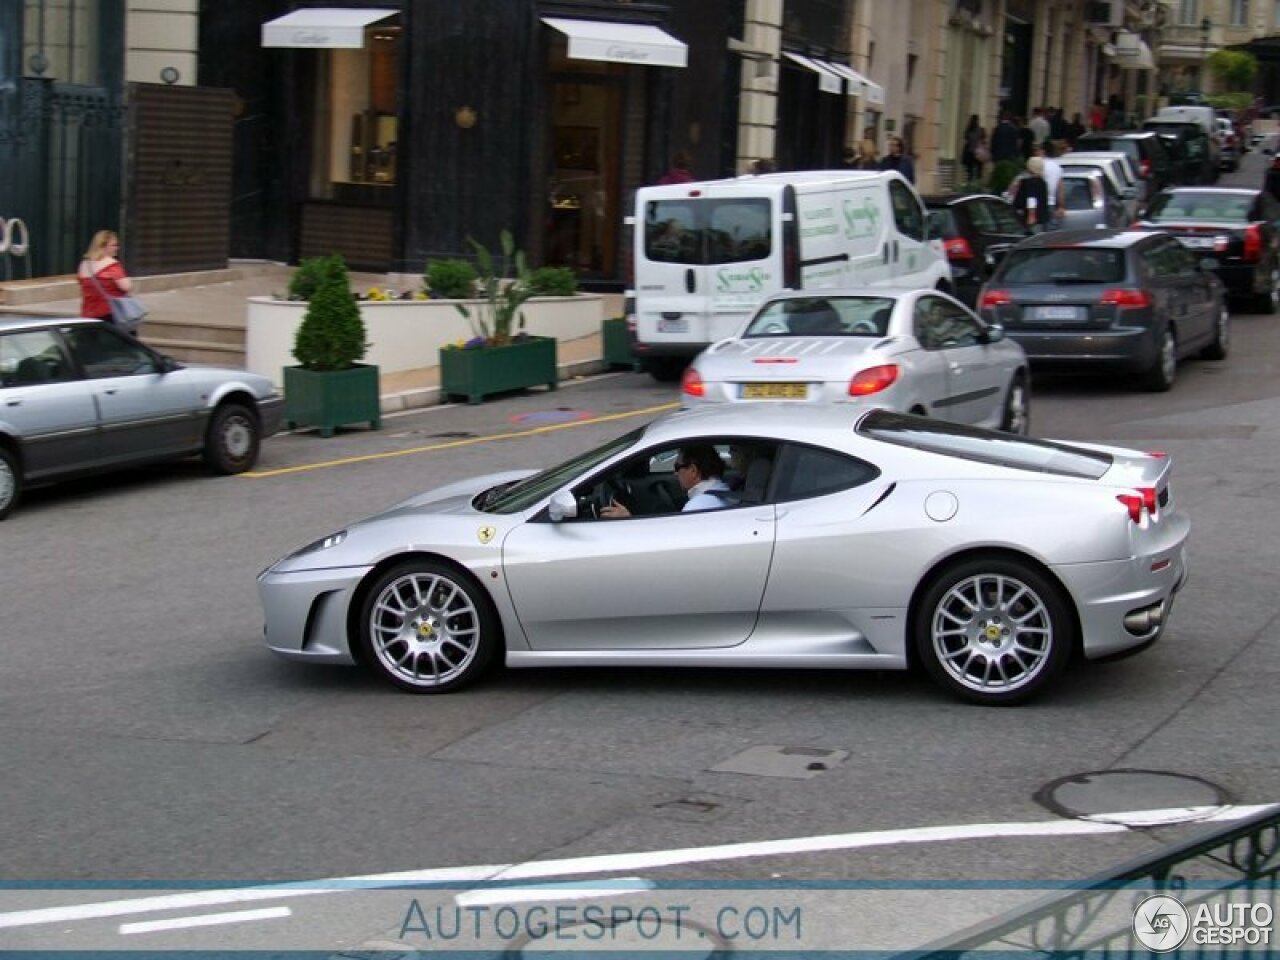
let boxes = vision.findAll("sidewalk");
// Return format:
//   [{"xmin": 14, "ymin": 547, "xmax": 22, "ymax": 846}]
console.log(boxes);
[{"xmin": 0, "ymin": 263, "xmax": 625, "ymax": 412}]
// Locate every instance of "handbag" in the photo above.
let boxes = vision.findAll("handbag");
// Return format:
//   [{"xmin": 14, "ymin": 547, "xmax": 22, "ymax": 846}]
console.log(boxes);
[{"xmin": 85, "ymin": 261, "xmax": 146, "ymax": 334}]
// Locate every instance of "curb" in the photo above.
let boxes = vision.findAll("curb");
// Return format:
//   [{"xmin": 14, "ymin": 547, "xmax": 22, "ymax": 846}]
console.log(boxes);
[{"xmin": 378, "ymin": 354, "xmax": 610, "ymax": 413}]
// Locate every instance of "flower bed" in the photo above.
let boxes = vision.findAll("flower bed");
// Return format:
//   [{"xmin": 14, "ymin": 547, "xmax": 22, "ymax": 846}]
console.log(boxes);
[{"xmin": 245, "ymin": 294, "xmax": 603, "ymax": 389}]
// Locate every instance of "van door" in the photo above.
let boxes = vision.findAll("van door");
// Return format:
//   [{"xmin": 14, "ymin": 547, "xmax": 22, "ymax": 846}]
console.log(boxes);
[
  {"xmin": 634, "ymin": 190, "xmax": 782, "ymax": 358},
  {"xmin": 887, "ymin": 179, "xmax": 936, "ymax": 285},
  {"xmin": 797, "ymin": 179, "xmax": 889, "ymax": 288}
]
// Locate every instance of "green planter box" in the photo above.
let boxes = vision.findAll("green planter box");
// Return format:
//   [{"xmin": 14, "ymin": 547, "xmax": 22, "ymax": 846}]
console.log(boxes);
[
  {"xmin": 439, "ymin": 336, "xmax": 558, "ymax": 405},
  {"xmin": 284, "ymin": 363, "xmax": 381, "ymax": 437},
  {"xmin": 602, "ymin": 316, "xmax": 637, "ymax": 371}
]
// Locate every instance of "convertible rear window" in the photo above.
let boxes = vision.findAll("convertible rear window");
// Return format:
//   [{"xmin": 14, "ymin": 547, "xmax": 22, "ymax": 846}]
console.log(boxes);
[{"xmin": 857, "ymin": 410, "xmax": 1113, "ymax": 479}]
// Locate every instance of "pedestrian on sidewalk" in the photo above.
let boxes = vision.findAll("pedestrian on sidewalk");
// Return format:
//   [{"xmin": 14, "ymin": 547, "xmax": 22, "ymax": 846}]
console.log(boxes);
[
  {"xmin": 78, "ymin": 230, "xmax": 134, "ymax": 324},
  {"xmin": 656, "ymin": 151, "xmax": 696, "ymax": 185},
  {"xmin": 879, "ymin": 136, "xmax": 916, "ymax": 183}
]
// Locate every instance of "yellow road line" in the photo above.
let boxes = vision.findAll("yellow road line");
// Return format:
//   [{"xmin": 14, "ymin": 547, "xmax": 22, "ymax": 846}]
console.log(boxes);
[{"xmin": 242, "ymin": 401, "xmax": 681, "ymax": 479}]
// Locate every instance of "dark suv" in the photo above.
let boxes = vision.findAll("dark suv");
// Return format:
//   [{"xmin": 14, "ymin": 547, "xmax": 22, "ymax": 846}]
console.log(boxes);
[
  {"xmin": 1075, "ymin": 130, "xmax": 1175, "ymax": 194},
  {"xmin": 1141, "ymin": 120, "xmax": 1218, "ymax": 185},
  {"xmin": 977, "ymin": 229, "xmax": 1228, "ymax": 391},
  {"xmin": 923, "ymin": 193, "xmax": 1028, "ymax": 307}
]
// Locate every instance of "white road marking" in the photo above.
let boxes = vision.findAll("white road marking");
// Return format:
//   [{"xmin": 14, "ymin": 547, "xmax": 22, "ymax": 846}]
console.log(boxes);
[
  {"xmin": 456, "ymin": 878, "xmax": 655, "ymax": 908},
  {"xmin": 0, "ymin": 804, "xmax": 1273, "ymax": 932},
  {"xmin": 119, "ymin": 906, "xmax": 292, "ymax": 935}
]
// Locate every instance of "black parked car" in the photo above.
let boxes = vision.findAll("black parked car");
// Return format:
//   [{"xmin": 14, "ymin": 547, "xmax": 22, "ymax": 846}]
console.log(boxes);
[
  {"xmin": 977, "ymin": 229, "xmax": 1228, "ymax": 391},
  {"xmin": 924, "ymin": 193, "xmax": 1029, "ymax": 307},
  {"xmin": 1134, "ymin": 187, "xmax": 1280, "ymax": 313},
  {"xmin": 1141, "ymin": 120, "xmax": 1218, "ymax": 185},
  {"xmin": 1075, "ymin": 130, "xmax": 1175, "ymax": 194}
]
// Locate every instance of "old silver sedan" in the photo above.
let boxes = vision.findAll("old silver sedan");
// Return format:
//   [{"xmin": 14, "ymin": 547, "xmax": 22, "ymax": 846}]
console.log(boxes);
[
  {"xmin": 259, "ymin": 405, "xmax": 1188, "ymax": 706},
  {"xmin": 681, "ymin": 289, "xmax": 1030, "ymax": 434},
  {"xmin": 0, "ymin": 316, "xmax": 284, "ymax": 519}
]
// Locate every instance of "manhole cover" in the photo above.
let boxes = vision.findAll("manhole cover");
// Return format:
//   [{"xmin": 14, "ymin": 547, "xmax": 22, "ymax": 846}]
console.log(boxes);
[
  {"xmin": 508, "ymin": 409, "xmax": 593, "ymax": 425},
  {"xmin": 710, "ymin": 745, "xmax": 849, "ymax": 780},
  {"xmin": 1037, "ymin": 769, "xmax": 1233, "ymax": 826}
]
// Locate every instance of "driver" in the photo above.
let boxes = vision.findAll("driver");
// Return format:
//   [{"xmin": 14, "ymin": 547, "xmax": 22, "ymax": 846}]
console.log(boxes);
[{"xmin": 601, "ymin": 445, "xmax": 732, "ymax": 518}]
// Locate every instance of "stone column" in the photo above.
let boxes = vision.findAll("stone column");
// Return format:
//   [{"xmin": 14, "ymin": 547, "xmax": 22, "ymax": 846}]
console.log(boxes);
[{"xmin": 737, "ymin": 0, "xmax": 782, "ymax": 174}]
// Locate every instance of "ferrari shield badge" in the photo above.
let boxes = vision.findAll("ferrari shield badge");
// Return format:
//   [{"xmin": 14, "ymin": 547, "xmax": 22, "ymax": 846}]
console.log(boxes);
[{"xmin": 477, "ymin": 525, "xmax": 496, "ymax": 545}]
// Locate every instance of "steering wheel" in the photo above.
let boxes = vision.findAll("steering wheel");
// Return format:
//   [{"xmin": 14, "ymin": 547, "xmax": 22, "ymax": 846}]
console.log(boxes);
[
  {"xmin": 849, "ymin": 318, "xmax": 881, "ymax": 334},
  {"xmin": 759, "ymin": 321, "xmax": 788, "ymax": 335}
]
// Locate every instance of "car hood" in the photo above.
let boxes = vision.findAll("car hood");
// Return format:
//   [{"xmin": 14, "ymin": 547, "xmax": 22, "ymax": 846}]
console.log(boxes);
[
  {"xmin": 694, "ymin": 337, "xmax": 909, "ymax": 378},
  {"xmin": 379, "ymin": 469, "xmax": 540, "ymax": 518}
]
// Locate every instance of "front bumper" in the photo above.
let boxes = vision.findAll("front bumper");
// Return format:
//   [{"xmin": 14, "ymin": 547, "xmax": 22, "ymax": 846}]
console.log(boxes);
[
  {"xmin": 257, "ymin": 563, "xmax": 372, "ymax": 664},
  {"xmin": 258, "ymin": 395, "xmax": 286, "ymax": 439}
]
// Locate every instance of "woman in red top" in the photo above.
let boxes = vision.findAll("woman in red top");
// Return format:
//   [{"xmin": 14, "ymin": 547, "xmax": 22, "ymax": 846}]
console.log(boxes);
[{"xmin": 77, "ymin": 230, "xmax": 133, "ymax": 322}]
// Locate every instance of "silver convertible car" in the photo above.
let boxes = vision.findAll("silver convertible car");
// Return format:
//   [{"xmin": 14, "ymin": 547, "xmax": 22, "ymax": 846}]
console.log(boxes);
[
  {"xmin": 0, "ymin": 316, "xmax": 283, "ymax": 519},
  {"xmin": 259, "ymin": 405, "xmax": 1188, "ymax": 706},
  {"xmin": 681, "ymin": 288, "xmax": 1030, "ymax": 435}
]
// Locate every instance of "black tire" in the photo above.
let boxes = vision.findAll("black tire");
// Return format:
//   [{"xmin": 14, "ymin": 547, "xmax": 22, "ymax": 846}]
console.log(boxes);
[
  {"xmin": 1143, "ymin": 327, "xmax": 1177, "ymax": 392},
  {"xmin": 914, "ymin": 556, "xmax": 1073, "ymax": 705},
  {"xmin": 358, "ymin": 559, "xmax": 499, "ymax": 693},
  {"xmin": 1201, "ymin": 304, "xmax": 1230, "ymax": 361},
  {"xmin": 646, "ymin": 357, "xmax": 686, "ymax": 383},
  {"xmin": 0, "ymin": 446, "xmax": 21, "ymax": 521},
  {"xmin": 1000, "ymin": 373, "xmax": 1030, "ymax": 435},
  {"xmin": 203, "ymin": 403, "xmax": 260, "ymax": 475}
]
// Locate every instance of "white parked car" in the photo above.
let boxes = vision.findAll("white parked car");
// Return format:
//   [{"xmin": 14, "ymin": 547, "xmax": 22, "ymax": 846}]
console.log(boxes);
[{"xmin": 680, "ymin": 288, "xmax": 1030, "ymax": 433}]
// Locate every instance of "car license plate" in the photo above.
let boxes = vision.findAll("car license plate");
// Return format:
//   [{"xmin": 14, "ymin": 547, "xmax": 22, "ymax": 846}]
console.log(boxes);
[
  {"xmin": 742, "ymin": 382, "xmax": 807, "ymax": 399},
  {"xmin": 658, "ymin": 316, "xmax": 688, "ymax": 333},
  {"xmin": 1031, "ymin": 306, "xmax": 1083, "ymax": 322},
  {"xmin": 1178, "ymin": 236, "xmax": 1216, "ymax": 249}
]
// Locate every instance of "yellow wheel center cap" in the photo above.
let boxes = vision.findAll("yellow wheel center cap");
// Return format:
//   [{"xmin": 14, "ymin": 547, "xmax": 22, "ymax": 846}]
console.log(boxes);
[
  {"xmin": 984, "ymin": 624, "xmax": 1002, "ymax": 642},
  {"xmin": 418, "ymin": 623, "xmax": 435, "ymax": 638}
]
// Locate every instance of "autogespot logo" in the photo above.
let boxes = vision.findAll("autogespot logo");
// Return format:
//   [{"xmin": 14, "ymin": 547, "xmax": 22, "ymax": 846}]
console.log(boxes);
[{"xmin": 1133, "ymin": 894, "xmax": 1191, "ymax": 953}]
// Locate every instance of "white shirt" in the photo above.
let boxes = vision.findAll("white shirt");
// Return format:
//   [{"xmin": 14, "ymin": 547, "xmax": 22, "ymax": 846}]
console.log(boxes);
[
  {"xmin": 1029, "ymin": 116, "xmax": 1051, "ymax": 145},
  {"xmin": 684, "ymin": 478, "xmax": 733, "ymax": 511},
  {"xmin": 1042, "ymin": 158, "xmax": 1063, "ymax": 208}
]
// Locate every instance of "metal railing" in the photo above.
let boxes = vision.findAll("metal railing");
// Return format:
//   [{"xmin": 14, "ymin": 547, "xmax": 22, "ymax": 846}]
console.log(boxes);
[{"xmin": 906, "ymin": 805, "xmax": 1280, "ymax": 957}]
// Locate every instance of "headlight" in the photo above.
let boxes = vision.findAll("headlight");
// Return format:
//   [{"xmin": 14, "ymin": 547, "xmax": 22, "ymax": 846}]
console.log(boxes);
[{"xmin": 288, "ymin": 530, "xmax": 347, "ymax": 558}]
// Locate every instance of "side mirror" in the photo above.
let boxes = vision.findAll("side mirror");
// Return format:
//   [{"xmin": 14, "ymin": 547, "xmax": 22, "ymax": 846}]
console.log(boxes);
[
  {"xmin": 981, "ymin": 321, "xmax": 1006, "ymax": 343},
  {"xmin": 548, "ymin": 490, "xmax": 578, "ymax": 523}
]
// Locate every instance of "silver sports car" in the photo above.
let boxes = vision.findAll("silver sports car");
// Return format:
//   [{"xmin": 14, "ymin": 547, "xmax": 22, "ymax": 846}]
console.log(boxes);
[
  {"xmin": 259, "ymin": 406, "xmax": 1188, "ymax": 705},
  {"xmin": 681, "ymin": 288, "xmax": 1030, "ymax": 435}
]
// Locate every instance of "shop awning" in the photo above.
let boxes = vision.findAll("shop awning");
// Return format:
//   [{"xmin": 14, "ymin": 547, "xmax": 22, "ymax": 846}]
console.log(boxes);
[
  {"xmin": 783, "ymin": 52, "xmax": 844, "ymax": 95},
  {"xmin": 541, "ymin": 17, "xmax": 687, "ymax": 68},
  {"xmin": 1113, "ymin": 32, "xmax": 1155, "ymax": 70},
  {"xmin": 262, "ymin": 8, "xmax": 397, "ymax": 49},
  {"xmin": 822, "ymin": 61, "xmax": 886, "ymax": 105}
]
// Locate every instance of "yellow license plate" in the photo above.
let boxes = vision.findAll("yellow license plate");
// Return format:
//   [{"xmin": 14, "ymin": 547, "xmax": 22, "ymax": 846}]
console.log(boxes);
[{"xmin": 742, "ymin": 382, "xmax": 808, "ymax": 399}]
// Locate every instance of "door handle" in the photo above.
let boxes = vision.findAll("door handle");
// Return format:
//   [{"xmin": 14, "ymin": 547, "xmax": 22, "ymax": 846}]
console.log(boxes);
[
  {"xmin": 102, "ymin": 388, "xmax": 118, "ymax": 395},
  {"xmin": 685, "ymin": 268, "xmax": 695, "ymax": 294},
  {"xmin": 4, "ymin": 399, "xmax": 21, "ymax": 407}
]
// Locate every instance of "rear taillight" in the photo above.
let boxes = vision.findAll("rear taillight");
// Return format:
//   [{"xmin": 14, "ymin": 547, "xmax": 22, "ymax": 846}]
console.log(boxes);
[
  {"xmin": 944, "ymin": 237, "xmax": 974, "ymax": 261},
  {"xmin": 1140, "ymin": 158, "xmax": 1152, "ymax": 178},
  {"xmin": 680, "ymin": 367, "xmax": 705, "ymax": 397},
  {"xmin": 979, "ymin": 289, "xmax": 1013, "ymax": 308},
  {"xmin": 1099, "ymin": 288, "xmax": 1152, "ymax": 309},
  {"xmin": 848, "ymin": 364, "xmax": 899, "ymax": 396},
  {"xmin": 1117, "ymin": 486, "xmax": 1160, "ymax": 524},
  {"xmin": 1244, "ymin": 224, "xmax": 1263, "ymax": 263}
]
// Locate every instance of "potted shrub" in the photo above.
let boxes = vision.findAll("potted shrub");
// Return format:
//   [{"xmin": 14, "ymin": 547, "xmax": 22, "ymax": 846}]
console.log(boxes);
[
  {"xmin": 283, "ymin": 255, "xmax": 381, "ymax": 436},
  {"xmin": 439, "ymin": 231, "xmax": 558, "ymax": 404}
]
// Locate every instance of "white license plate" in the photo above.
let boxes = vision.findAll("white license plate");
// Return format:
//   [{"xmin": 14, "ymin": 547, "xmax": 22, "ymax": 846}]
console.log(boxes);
[
  {"xmin": 1178, "ymin": 236, "xmax": 1216, "ymax": 249},
  {"xmin": 1033, "ymin": 306, "xmax": 1082, "ymax": 321},
  {"xmin": 658, "ymin": 316, "xmax": 688, "ymax": 333}
]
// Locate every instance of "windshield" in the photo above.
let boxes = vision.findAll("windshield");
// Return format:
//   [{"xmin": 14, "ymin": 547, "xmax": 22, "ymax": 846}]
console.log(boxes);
[
  {"xmin": 1145, "ymin": 192, "xmax": 1254, "ymax": 222},
  {"xmin": 997, "ymin": 247, "xmax": 1126, "ymax": 285},
  {"xmin": 743, "ymin": 296, "xmax": 895, "ymax": 338},
  {"xmin": 479, "ymin": 427, "xmax": 644, "ymax": 514}
]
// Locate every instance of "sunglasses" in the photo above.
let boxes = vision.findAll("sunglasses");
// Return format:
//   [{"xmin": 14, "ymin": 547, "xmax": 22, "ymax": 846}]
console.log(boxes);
[{"xmin": 675, "ymin": 461, "xmax": 695, "ymax": 471}]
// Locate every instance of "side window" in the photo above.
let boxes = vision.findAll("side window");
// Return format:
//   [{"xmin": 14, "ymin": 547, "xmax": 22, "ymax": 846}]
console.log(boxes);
[
  {"xmin": 914, "ymin": 295, "xmax": 980, "ymax": 349},
  {"xmin": 1140, "ymin": 243, "xmax": 1173, "ymax": 279},
  {"xmin": 0, "ymin": 330, "xmax": 73, "ymax": 387},
  {"xmin": 966, "ymin": 201, "xmax": 997, "ymax": 233},
  {"xmin": 62, "ymin": 324, "xmax": 157, "ymax": 379},
  {"xmin": 889, "ymin": 181, "xmax": 925, "ymax": 242},
  {"xmin": 986, "ymin": 199, "xmax": 1024, "ymax": 234},
  {"xmin": 773, "ymin": 443, "xmax": 879, "ymax": 502}
]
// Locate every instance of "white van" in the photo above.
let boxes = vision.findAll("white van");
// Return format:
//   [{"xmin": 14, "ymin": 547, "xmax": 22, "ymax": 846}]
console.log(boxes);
[
  {"xmin": 627, "ymin": 170, "xmax": 951, "ymax": 380},
  {"xmin": 1154, "ymin": 105, "xmax": 1217, "ymax": 139}
]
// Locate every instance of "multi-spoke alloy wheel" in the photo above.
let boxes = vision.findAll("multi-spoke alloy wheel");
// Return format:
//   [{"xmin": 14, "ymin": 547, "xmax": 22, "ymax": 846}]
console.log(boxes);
[
  {"xmin": 915, "ymin": 558, "xmax": 1072, "ymax": 705},
  {"xmin": 360, "ymin": 561, "xmax": 497, "ymax": 692}
]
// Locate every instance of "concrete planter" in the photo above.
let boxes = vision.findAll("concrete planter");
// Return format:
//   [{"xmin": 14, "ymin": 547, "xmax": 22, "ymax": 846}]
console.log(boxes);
[{"xmin": 245, "ymin": 294, "xmax": 602, "ymax": 390}]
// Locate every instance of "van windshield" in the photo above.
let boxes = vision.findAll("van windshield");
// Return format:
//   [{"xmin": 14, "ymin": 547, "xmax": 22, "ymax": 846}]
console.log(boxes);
[{"xmin": 644, "ymin": 199, "xmax": 772, "ymax": 265}]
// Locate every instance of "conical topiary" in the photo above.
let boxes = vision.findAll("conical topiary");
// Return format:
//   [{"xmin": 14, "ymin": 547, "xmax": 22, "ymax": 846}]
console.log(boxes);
[{"xmin": 292, "ymin": 256, "xmax": 367, "ymax": 371}]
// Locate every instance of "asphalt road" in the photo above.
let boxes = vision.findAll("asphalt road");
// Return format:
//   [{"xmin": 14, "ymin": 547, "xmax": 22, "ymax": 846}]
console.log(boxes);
[{"xmin": 2, "ymin": 158, "xmax": 1279, "ymax": 955}]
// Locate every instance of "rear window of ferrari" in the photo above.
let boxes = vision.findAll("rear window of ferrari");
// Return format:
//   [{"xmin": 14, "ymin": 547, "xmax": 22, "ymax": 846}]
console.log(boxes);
[{"xmin": 857, "ymin": 410, "xmax": 1113, "ymax": 479}]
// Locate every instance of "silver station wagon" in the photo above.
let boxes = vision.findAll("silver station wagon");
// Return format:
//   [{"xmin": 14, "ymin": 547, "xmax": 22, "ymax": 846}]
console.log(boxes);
[{"xmin": 0, "ymin": 316, "xmax": 284, "ymax": 519}]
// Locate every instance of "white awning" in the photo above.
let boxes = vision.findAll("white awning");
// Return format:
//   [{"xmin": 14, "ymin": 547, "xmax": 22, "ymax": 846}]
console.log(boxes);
[
  {"xmin": 823, "ymin": 61, "xmax": 884, "ymax": 104},
  {"xmin": 1113, "ymin": 32, "xmax": 1155, "ymax": 70},
  {"xmin": 262, "ymin": 8, "xmax": 397, "ymax": 48},
  {"xmin": 783, "ymin": 52, "xmax": 843, "ymax": 95},
  {"xmin": 541, "ymin": 17, "xmax": 687, "ymax": 68}
]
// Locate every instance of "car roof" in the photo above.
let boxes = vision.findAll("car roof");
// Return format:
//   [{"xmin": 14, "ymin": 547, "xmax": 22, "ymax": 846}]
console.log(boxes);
[
  {"xmin": 0, "ymin": 314, "xmax": 89, "ymax": 332},
  {"xmin": 1009, "ymin": 228, "xmax": 1151, "ymax": 249},
  {"xmin": 645, "ymin": 401, "xmax": 869, "ymax": 446},
  {"xmin": 760, "ymin": 286, "xmax": 925, "ymax": 302},
  {"xmin": 1080, "ymin": 130, "xmax": 1159, "ymax": 140},
  {"xmin": 1161, "ymin": 186, "xmax": 1257, "ymax": 196},
  {"xmin": 922, "ymin": 193, "xmax": 1005, "ymax": 206}
]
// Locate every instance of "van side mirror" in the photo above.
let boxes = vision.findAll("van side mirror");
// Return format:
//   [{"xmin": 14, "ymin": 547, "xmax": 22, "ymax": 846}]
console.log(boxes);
[{"xmin": 548, "ymin": 490, "xmax": 578, "ymax": 523}]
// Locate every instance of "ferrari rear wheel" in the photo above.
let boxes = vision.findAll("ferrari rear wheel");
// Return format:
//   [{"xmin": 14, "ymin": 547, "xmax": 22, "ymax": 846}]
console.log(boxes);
[
  {"xmin": 359, "ymin": 560, "xmax": 498, "ymax": 693},
  {"xmin": 914, "ymin": 557, "xmax": 1072, "ymax": 706}
]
